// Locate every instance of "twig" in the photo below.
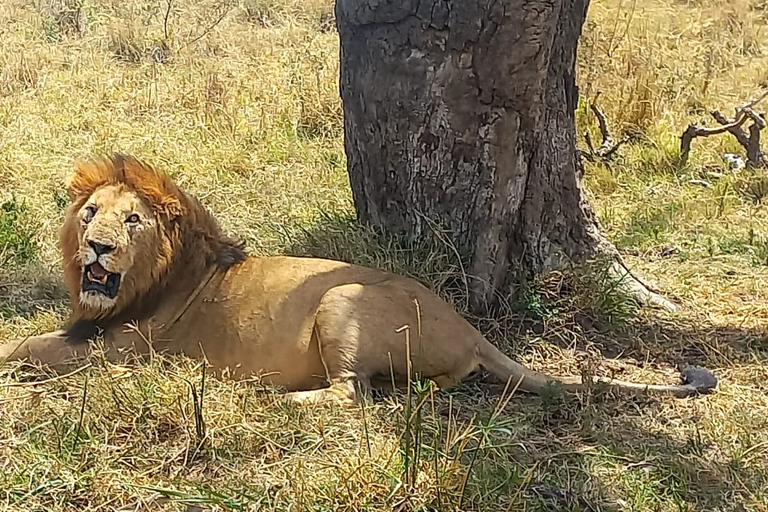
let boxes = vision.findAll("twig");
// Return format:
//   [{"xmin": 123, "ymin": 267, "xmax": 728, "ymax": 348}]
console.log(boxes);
[
  {"xmin": 163, "ymin": 0, "xmax": 173, "ymax": 41},
  {"xmin": 123, "ymin": 321, "xmax": 155, "ymax": 361},
  {"xmin": 184, "ymin": 363, "xmax": 207, "ymax": 445},
  {"xmin": 179, "ymin": 4, "xmax": 232, "ymax": 51},
  {"xmin": 740, "ymin": 89, "xmax": 768, "ymax": 111},
  {"xmin": 71, "ymin": 374, "xmax": 88, "ymax": 456}
]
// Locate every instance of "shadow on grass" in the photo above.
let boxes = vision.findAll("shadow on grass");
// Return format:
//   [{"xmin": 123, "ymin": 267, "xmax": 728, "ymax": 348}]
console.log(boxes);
[
  {"xmin": 0, "ymin": 194, "xmax": 68, "ymax": 326},
  {"xmin": 277, "ymin": 210, "xmax": 768, "ymax": 511},
  {"xmin": 430, "ymin": 371, "xmax": 767, "ymax": 511},
  {"xmin": 0, "ymin": 264, "xmax": 68, "ymax": 321}
]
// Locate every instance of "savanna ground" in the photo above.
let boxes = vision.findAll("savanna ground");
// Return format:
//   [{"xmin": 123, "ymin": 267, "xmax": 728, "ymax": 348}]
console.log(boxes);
[{"xmin": 1, "ymin": 0, "xmax": 767, "ymax": 510}]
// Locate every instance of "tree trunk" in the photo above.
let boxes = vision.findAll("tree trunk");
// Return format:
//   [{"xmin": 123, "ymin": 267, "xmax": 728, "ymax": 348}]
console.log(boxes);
[{"xmin": 336, "ymin": 0, "xmax": 670, "ymax": 313}]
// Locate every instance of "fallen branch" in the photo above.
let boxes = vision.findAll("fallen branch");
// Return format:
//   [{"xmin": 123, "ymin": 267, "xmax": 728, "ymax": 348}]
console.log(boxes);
[
  {"xmin": 742, "ymin": 88, "xmax": 768, "ymax": 111},
  {"xmin": 680, "ymin": 111, "xmax": 748, "ymax": 166},
  {"xmin": 592, "ymin": 102, "xmax": 615, "ymax": 153},
  {"xmin": 680, "ymin": 90, "xmax": 768, "ymax": 168},
  {"xmin": 746, "ymin": 108, "xmax": 767, "ymax": 167},
  {"xmin": 711, "ymin": 109, "xmax": 768, "ymax": 167},
  {"xmin": 711, "ymin": 110, "xmax": 751, "ymax": 147}
]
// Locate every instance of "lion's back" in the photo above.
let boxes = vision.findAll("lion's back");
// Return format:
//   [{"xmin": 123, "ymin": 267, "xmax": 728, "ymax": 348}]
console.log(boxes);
[{"xmin": 212, "ymin": 254, "xmax": 402, "ymax": 334}]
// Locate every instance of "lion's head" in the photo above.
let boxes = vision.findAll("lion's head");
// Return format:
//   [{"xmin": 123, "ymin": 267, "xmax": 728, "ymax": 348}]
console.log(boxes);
[{"xmin": 59, "ymin": 154, "xmax": 246, "ymax": 327}]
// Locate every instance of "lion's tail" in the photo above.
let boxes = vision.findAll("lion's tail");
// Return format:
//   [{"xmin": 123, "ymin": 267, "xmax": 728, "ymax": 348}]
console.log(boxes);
[{"xmin": 476, "ymin": 337, "xmax": 716, "ymax": 399}]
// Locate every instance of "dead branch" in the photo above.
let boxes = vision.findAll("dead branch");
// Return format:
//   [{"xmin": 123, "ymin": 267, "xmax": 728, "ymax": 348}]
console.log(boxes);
[
  {"xmin": 163, "ymin": 0, "xmax": 173, "ymax": 41},
  {"xmin": 745, "ymin": 107, "xmax": 766, "ymax": 129},
  {"xmin": 743, "ymin": 108, "xmax": 767, "ymax": 167},
  {"xmin": 680, "ymin": 111, "xmax": 748, "ymax": 165},
  {"xmin": 580, "ymin": 101, "xmax": 632, "ymax": 164},
  {"xmin": 580, "ymin": 130, "xmax": 597, "ymax": 162},
  {"xmin": 710, "ymin": 109, "xmax": 768, "ymax": 167},
  {"xmin": 711, "ymin": 110, "xmax": 751, "ymax": 147},
  {"xmin": 590, "ymin": 103, "xmax": 614, "ymax": 153},
  {"xmin": 602, "ymin": 134, "xmax": 632, "ymax": 159},
  {"xmin": 680, "ymin": 91, "xmax": 768, "ymax": 168},
  {"xmin": 741, "ymin": 89, "xmax": 768, "ymax": 111}
]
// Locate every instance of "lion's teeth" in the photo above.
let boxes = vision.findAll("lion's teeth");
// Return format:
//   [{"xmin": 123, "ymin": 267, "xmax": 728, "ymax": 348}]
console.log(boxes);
[{"xmin": 88, "ymin": 271, "xmax": 109, "ymax": 284}]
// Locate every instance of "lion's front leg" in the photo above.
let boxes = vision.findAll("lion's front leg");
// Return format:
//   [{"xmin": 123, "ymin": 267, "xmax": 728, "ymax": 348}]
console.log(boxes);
[{"xmin": 0, "ymin": 331, "xmax": 93, "ymax": 372}]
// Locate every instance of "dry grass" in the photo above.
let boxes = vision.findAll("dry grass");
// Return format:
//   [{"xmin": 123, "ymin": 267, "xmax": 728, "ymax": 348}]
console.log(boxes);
[{"xmin": 0, "ymin": 0, "xmax": 767, "ymax": 510}]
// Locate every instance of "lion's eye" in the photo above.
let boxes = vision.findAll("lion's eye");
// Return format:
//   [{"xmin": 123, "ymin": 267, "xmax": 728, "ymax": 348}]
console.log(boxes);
[
  {"xmin": 83, "ymin": 206, "xmax": 97, "ymax": 223},
  {"xmin": 125, "ymin": 213, "xmax": 140, "ymax": 224}
]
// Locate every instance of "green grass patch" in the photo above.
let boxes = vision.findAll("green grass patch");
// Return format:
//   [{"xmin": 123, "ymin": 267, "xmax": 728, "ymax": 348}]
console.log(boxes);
[{"xmin": 0, "ymin": 196, "xmax": 37, "ymax": 267}]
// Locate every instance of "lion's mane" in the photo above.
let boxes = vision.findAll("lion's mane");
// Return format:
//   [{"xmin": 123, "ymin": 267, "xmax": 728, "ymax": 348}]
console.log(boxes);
[{"xmin": 59, "ymin": 154, "xmax": 246, "ymax": 338}]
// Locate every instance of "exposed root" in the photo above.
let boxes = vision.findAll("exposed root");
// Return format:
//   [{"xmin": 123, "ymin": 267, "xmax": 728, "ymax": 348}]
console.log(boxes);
[{"xmin": 610, "ymin": 260, "xmax": 677, "ymax": 312}]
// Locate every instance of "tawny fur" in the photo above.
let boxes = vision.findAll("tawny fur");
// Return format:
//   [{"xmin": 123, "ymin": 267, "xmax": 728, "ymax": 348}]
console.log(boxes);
[{"xmin": 0, "ymin": 154, "xmax": 717, "ymax": 403}]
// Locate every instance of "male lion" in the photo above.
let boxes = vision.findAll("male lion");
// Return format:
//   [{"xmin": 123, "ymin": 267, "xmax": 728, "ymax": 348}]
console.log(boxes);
[{"xmin": 0, "ymin": 154, "xmax": 717, "ymax": 403}]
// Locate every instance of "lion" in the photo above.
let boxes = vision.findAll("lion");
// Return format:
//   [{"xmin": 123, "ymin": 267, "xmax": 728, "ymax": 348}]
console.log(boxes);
[{"xmin": 0, "ymin": 154, "xmax": 718, "ymax": 403}]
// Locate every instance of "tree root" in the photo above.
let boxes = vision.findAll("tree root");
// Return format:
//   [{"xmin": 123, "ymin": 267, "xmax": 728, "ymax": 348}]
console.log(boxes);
[{"xmin": 610, "ymin": 260, "xmax": 677, "ymax": 312}]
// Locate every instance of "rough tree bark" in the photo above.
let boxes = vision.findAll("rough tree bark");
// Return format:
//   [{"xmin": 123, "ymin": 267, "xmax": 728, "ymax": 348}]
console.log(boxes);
[{"xmin": 335, "ymin": 0, "xmax": 672, "ymax": 313}]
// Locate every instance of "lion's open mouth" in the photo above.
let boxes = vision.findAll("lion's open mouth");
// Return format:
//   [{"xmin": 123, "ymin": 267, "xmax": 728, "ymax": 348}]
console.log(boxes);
[{"xmin": 82, "ymin": 262, "xmax": 121, "ymax": 299}]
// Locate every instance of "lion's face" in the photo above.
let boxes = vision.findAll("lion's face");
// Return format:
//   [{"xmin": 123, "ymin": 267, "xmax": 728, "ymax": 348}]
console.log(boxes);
[
  {"xmin": 59, "ymin": 154, "xmax": 246, "ymax": 326},
  {"xmin": 73, "ymin": 184, "xmax": 158, "ymax": 311}
]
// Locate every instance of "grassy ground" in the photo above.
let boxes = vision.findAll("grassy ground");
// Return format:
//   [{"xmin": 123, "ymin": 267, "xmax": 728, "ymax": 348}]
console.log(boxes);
[{"xmin": 1, "ymin": 0, "xmax": 767, "ymax": 510}]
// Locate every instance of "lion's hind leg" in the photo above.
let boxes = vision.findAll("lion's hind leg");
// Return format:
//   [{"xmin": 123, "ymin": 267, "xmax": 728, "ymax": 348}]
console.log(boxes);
[
  {"xmin": 284, "ymin": 283, "xmax": 381, "ymax": 406},
  {"xmin": 282, "ymin": 280, "xmax": 485, "ymax": 405}
]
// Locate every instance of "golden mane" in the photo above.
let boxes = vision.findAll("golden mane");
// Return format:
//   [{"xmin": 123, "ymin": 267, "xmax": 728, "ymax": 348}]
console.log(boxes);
[
  {"xmin": 59, "ymin": 154, "xmax": 246, "ymax": 335},
  {"xmin": 66, "ymin": 153, "xmax": 185, "ymax": 218}
]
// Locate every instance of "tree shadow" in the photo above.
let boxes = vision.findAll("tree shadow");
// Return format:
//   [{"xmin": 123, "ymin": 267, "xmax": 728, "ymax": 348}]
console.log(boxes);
[
  {"xmin": 2, "ymin": 210, "xmax": 764, "ymax": 509},
  {"xmin": 392, "ymin": 343, "xmax": 766, "ymax": 511},
  {"xmin": 583, "ymin": 314, "xmax": 768, "ymax": 376},
  {"xmin": 279, "ymin": 210, "xmax": 768, "ymax": 511}
]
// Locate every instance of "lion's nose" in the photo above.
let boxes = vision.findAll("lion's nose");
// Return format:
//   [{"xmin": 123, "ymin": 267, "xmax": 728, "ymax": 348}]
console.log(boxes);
[{"xmin": 88, "ymin": 240, "xmax": 116, "ymax": 255}]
